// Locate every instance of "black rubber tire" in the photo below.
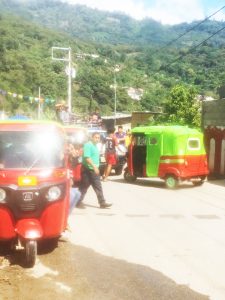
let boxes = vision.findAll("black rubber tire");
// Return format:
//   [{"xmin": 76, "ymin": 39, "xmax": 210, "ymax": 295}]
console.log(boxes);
[
  {"xmin": 0, "ymin": 240, "xmax": 13, "ymax": 255},
  {"xmin": 192, "ymin": 180, "xmax": 204, "ymax": 186},
  {"xmin": 165, "ymin": 175, "xmax": 178, "ymax": 189},
  {"xmin": 124, "ymin": 169, "xmax": 136, "ymax": 183},
  {"xmin": 115, "ymin": 166, "xmax": 123, "ymax": 175},
  {"xmin": 25, "ymin": 240, "xmax": 37, "ymax": 268},
  {"xmin": 39, "ymin": 238, "xmax": 58, "ymax": 253}
]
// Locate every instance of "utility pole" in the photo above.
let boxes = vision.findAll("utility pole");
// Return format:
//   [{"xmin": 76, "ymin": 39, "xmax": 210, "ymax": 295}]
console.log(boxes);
[
  {"xmin": 113, "ymin": 65, "xmax": 120, "ymax": 127},
  {"xmin": 114, "ymin": 71, "xmax": 117, "ymax": 127},
  {"xmin": 51, "ymin": 47, "xmax": 73, "ymax": 113},
  {"xmin": 67, "ymin": 48, "xmax": 72, "ymax": 113},
  {"xmin": 37, "ymin": 86, "xmax": 42, "ymax": 119}
]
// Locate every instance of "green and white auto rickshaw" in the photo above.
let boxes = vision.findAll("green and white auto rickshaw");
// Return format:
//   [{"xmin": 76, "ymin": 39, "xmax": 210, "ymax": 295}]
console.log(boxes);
[{"xmin": 124, "ymin": 125, "xmax": 209, "ymax": 188}]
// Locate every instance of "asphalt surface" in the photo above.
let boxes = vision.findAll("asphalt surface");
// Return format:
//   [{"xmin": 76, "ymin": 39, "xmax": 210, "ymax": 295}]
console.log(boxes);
[{"xmin": 1, "ymin": 175, "xmax": 225, "ymax": 300}]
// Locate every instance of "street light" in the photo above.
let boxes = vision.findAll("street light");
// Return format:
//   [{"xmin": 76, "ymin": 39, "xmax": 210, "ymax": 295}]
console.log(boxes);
[{"xmin": 51, "ymin": 47, "xmax": 74, "ymax": 113}]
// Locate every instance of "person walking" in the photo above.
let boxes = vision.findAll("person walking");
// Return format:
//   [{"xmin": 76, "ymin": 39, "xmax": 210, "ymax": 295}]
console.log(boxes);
[
  {"xmin": 77, "ymin": 132, "xmax": 112, "ymax": 209},
  {"xmin": 102, "ymin": 127, "xmax": 118, "ymax": 181}
]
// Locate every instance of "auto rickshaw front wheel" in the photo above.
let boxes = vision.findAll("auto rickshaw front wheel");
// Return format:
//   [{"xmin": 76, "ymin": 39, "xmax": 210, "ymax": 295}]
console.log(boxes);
[
  {"xmin": 124, "ymin": 168, "xmax": 136, "ymax": 183},
  {"xmin": 25, "ymin": 240, "xmax": 37, "ymax": 268},
  {"xmin": 165, "ymin": 175, "xmax": 178, "ymax": 189}
]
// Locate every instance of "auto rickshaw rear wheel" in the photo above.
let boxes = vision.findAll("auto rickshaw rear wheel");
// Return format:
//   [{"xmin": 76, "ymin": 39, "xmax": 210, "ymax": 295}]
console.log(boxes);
[
  {"xmin": 39, "ymin": 237, "xmax": 59, "ymax": 253},
  {"xmin": 25, "ymin": 240, "xmax": 37, "ymax": 268},
  {"xmin": 191, "ymin": 176, "xmax": 206, "ymax": 186},
  {"xmin": 0, "ymin": 240, "xmax": 13, "ymax": 255},
  {"xmin": 124, "ymin": 169, "xmax": 136, "ymax": 183},
  {"xmin": 115, "ymin": 165, "xmax": 123, "ymax": 175},
  {"xmin": 165, "ymin": 175, "xmax": 178, "ymax": 189}
]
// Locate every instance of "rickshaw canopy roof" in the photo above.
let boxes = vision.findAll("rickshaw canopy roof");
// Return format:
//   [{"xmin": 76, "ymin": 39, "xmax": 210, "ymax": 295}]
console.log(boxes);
[
  {"xmin": 0, "ymin": 120, "xmax": 64, "ymax": 133},
  {"xmin": 131, "ymin": 125, "xmax": 202, "ymax": 136},
  {"xmin": 132, "ymin": 125, "xmax": 205, "ymax": 157},
  {"xmin": 63, "ymin": 125, "xmax": 87, "ymax": 134}
]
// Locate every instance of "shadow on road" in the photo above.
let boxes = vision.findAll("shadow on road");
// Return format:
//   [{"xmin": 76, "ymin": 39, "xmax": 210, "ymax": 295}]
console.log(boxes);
[
  {"xmin": 207, "ymin": 178, "xmax": 225, "ymax": 188},
  {"xmin": 111, "ymin": 178, "xmax": 197, "ymax": 190},
  {"xmin": 0, "ymin": 240, "xmax": 209, "ymax": 300}
]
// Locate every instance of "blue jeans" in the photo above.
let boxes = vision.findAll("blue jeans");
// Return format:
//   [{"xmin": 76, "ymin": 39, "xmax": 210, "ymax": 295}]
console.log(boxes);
[{"xmin": 69, "ymin": 187, "xmax": 81, "ymax": 214}]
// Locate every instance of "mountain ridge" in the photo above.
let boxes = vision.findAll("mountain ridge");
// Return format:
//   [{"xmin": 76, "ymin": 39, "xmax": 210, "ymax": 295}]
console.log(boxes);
[
  {"xmin": 0, "ymin": 0, "xmax": 225, "ymax": 119},
  {"xmin": 1, "ymin": 0, "xmax": 225, "ymax": 47}
]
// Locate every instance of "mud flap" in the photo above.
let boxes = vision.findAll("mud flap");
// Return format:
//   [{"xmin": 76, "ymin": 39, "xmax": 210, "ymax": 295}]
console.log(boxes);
[{"xmin": 15, "ymin": 219, "xmax": 43, "ymax": 239}]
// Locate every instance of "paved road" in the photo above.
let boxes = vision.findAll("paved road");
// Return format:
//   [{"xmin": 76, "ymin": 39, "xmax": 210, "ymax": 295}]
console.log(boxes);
[{"xmin": 1, "ymin": 176, "xmax": 224, "ymax": 299}]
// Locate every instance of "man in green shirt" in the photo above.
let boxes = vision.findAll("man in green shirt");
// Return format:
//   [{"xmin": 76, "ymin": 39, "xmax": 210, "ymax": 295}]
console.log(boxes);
[{"xmin": 78, "ymin": 132, "xmax": 112, "ymax": 209}]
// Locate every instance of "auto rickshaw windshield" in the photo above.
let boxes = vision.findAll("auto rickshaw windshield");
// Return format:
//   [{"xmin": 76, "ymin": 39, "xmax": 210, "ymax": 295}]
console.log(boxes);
[
  {"xmin": 0, "ymin": 131, "xmax": 65, "ymax": 169},
  {"xmin": 66, "ymin": 131, "xmax": 88, "ymax": 145}
]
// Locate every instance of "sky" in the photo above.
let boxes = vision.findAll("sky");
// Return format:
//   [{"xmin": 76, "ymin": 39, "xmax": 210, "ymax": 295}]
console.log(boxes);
[{"xmin": 63, "ymin": 0, "xmax": 225, "ymax": 25}]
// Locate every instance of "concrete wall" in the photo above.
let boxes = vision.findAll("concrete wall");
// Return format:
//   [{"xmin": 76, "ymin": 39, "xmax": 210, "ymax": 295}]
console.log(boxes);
[
  {"xmin": 202, "ymin": 99, "xmax": 225, "ymax": 127},
  {"xmin": 102, "ymin": 116, "xmax": 131, "ymax": 131},
  {"xmin": 202, "ymin": 100, "xmax": 225, "ymax": 178},
  {"xmin": 131, "ymin": 112, "xmax": 162, "ymax": 128}
]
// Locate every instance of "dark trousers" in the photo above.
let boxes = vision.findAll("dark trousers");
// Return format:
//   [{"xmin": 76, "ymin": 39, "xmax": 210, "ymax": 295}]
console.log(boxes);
[{"xmin": 79, "ymin": 166, "xmax": 105, "ymax": 204}]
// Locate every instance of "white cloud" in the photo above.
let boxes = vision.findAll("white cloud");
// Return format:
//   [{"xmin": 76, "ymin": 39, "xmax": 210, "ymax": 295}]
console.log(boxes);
[
  {"xmin": 213, "ymin": 10, "xmax": 225, "ymax": 23},
  {"xmin": 64, "ymin": 0, "xmax": 223, "ymax": 25},
  {"xmin": 65, "ymin": 0, "xmax": 146, "ymax": 19},
  {"xmin": 148, "ymin": 0, "xmax": 205, "ymax": 24}
]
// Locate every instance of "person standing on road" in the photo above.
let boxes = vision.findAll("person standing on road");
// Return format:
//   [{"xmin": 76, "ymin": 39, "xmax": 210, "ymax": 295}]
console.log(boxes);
[
  {"xmin": 77, "ymin": 132, "xmax": 112, "ymax": 209},
  {"xmin": 115, "ymin": 125, "xmax": 126, "ymax": 146},
  {"xmin": 67, "ymin": 143, "xmax": 82, "ymax": 214},
  {"xmin": 102, "ymin": 127, "xmax": 118, "ymax": 181},
  {"xmin": 125, "ymin": 129, "xmax": 132, "ymax": 148}
]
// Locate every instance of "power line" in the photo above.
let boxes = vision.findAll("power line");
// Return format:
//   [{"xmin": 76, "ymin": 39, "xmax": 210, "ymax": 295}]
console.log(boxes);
[
  {"xmin": 161, "ymin": 5, "xmax": 225, "ymax": 49},
  {"xmin": 160, "ymin": 24, "xmax": 225, "ymax": 69},
  {"xmin": 151, "ymin": 5, "xmax": 225, "ymax": 56}
]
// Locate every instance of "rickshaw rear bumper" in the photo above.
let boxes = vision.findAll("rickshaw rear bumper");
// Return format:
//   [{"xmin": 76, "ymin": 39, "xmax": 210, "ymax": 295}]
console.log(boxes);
[{"xmin": 158, "ymin": 163, "xmax": 209, "ymax": 179}]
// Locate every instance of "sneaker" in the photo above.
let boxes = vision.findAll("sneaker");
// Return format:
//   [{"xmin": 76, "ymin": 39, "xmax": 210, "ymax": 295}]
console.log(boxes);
[
  {"xmin": 76, "ymin": 202, "xmax": 86, "ymax": 209},
  {"xmin": 100, "ymin": 202, "xmax": 112, "ymax": 209}
]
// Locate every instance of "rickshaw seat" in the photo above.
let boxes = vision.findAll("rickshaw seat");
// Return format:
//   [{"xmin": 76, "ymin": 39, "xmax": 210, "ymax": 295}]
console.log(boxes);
[{"xmin": 132, "ymin": 145, "xmax": 146, "ymax": 175}]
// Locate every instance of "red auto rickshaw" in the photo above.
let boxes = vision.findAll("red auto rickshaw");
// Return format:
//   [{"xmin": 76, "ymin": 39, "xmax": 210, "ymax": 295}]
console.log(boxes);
[{"xmin": 0, "ymin": 120, "xmax": 70, "ymax": 267}]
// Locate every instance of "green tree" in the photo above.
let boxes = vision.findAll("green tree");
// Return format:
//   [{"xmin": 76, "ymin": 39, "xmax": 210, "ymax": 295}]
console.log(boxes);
[{"xmin": 162, "ymin": 85, "xmax": 201, "ymax": 127}]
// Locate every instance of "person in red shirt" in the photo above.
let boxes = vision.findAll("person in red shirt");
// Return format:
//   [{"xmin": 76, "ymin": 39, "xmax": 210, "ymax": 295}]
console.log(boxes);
[
  {"xmin": 67, "ymin": 143, "xmax": 82, "ymax": 213},
  {"xmin": 102, "ymin": 127, "xmax": 118, "ymax": 181}
]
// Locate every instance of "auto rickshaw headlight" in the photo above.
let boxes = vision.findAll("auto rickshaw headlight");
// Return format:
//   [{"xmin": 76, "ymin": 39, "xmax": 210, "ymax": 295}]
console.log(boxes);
[
  {"xmin": 0, "ymin": 188, "xmax": 6, "ymax": 203},
  {"xmin": 47, "ymin": 186, "xmax": 61, "ymax": 202}
]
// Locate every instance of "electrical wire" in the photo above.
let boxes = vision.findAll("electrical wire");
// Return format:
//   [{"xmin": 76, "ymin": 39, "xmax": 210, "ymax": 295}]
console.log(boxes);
[
  {"xmin": 150, "ymin": 5, "xmax": 225, "ymax": 58},
  {"xmin": 161, "ymin": 23, "xmax": 225, "ymax": 69},
  {"xmin": 160, "ymin": 5, "xmax": 225, "ymax": 50}
]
